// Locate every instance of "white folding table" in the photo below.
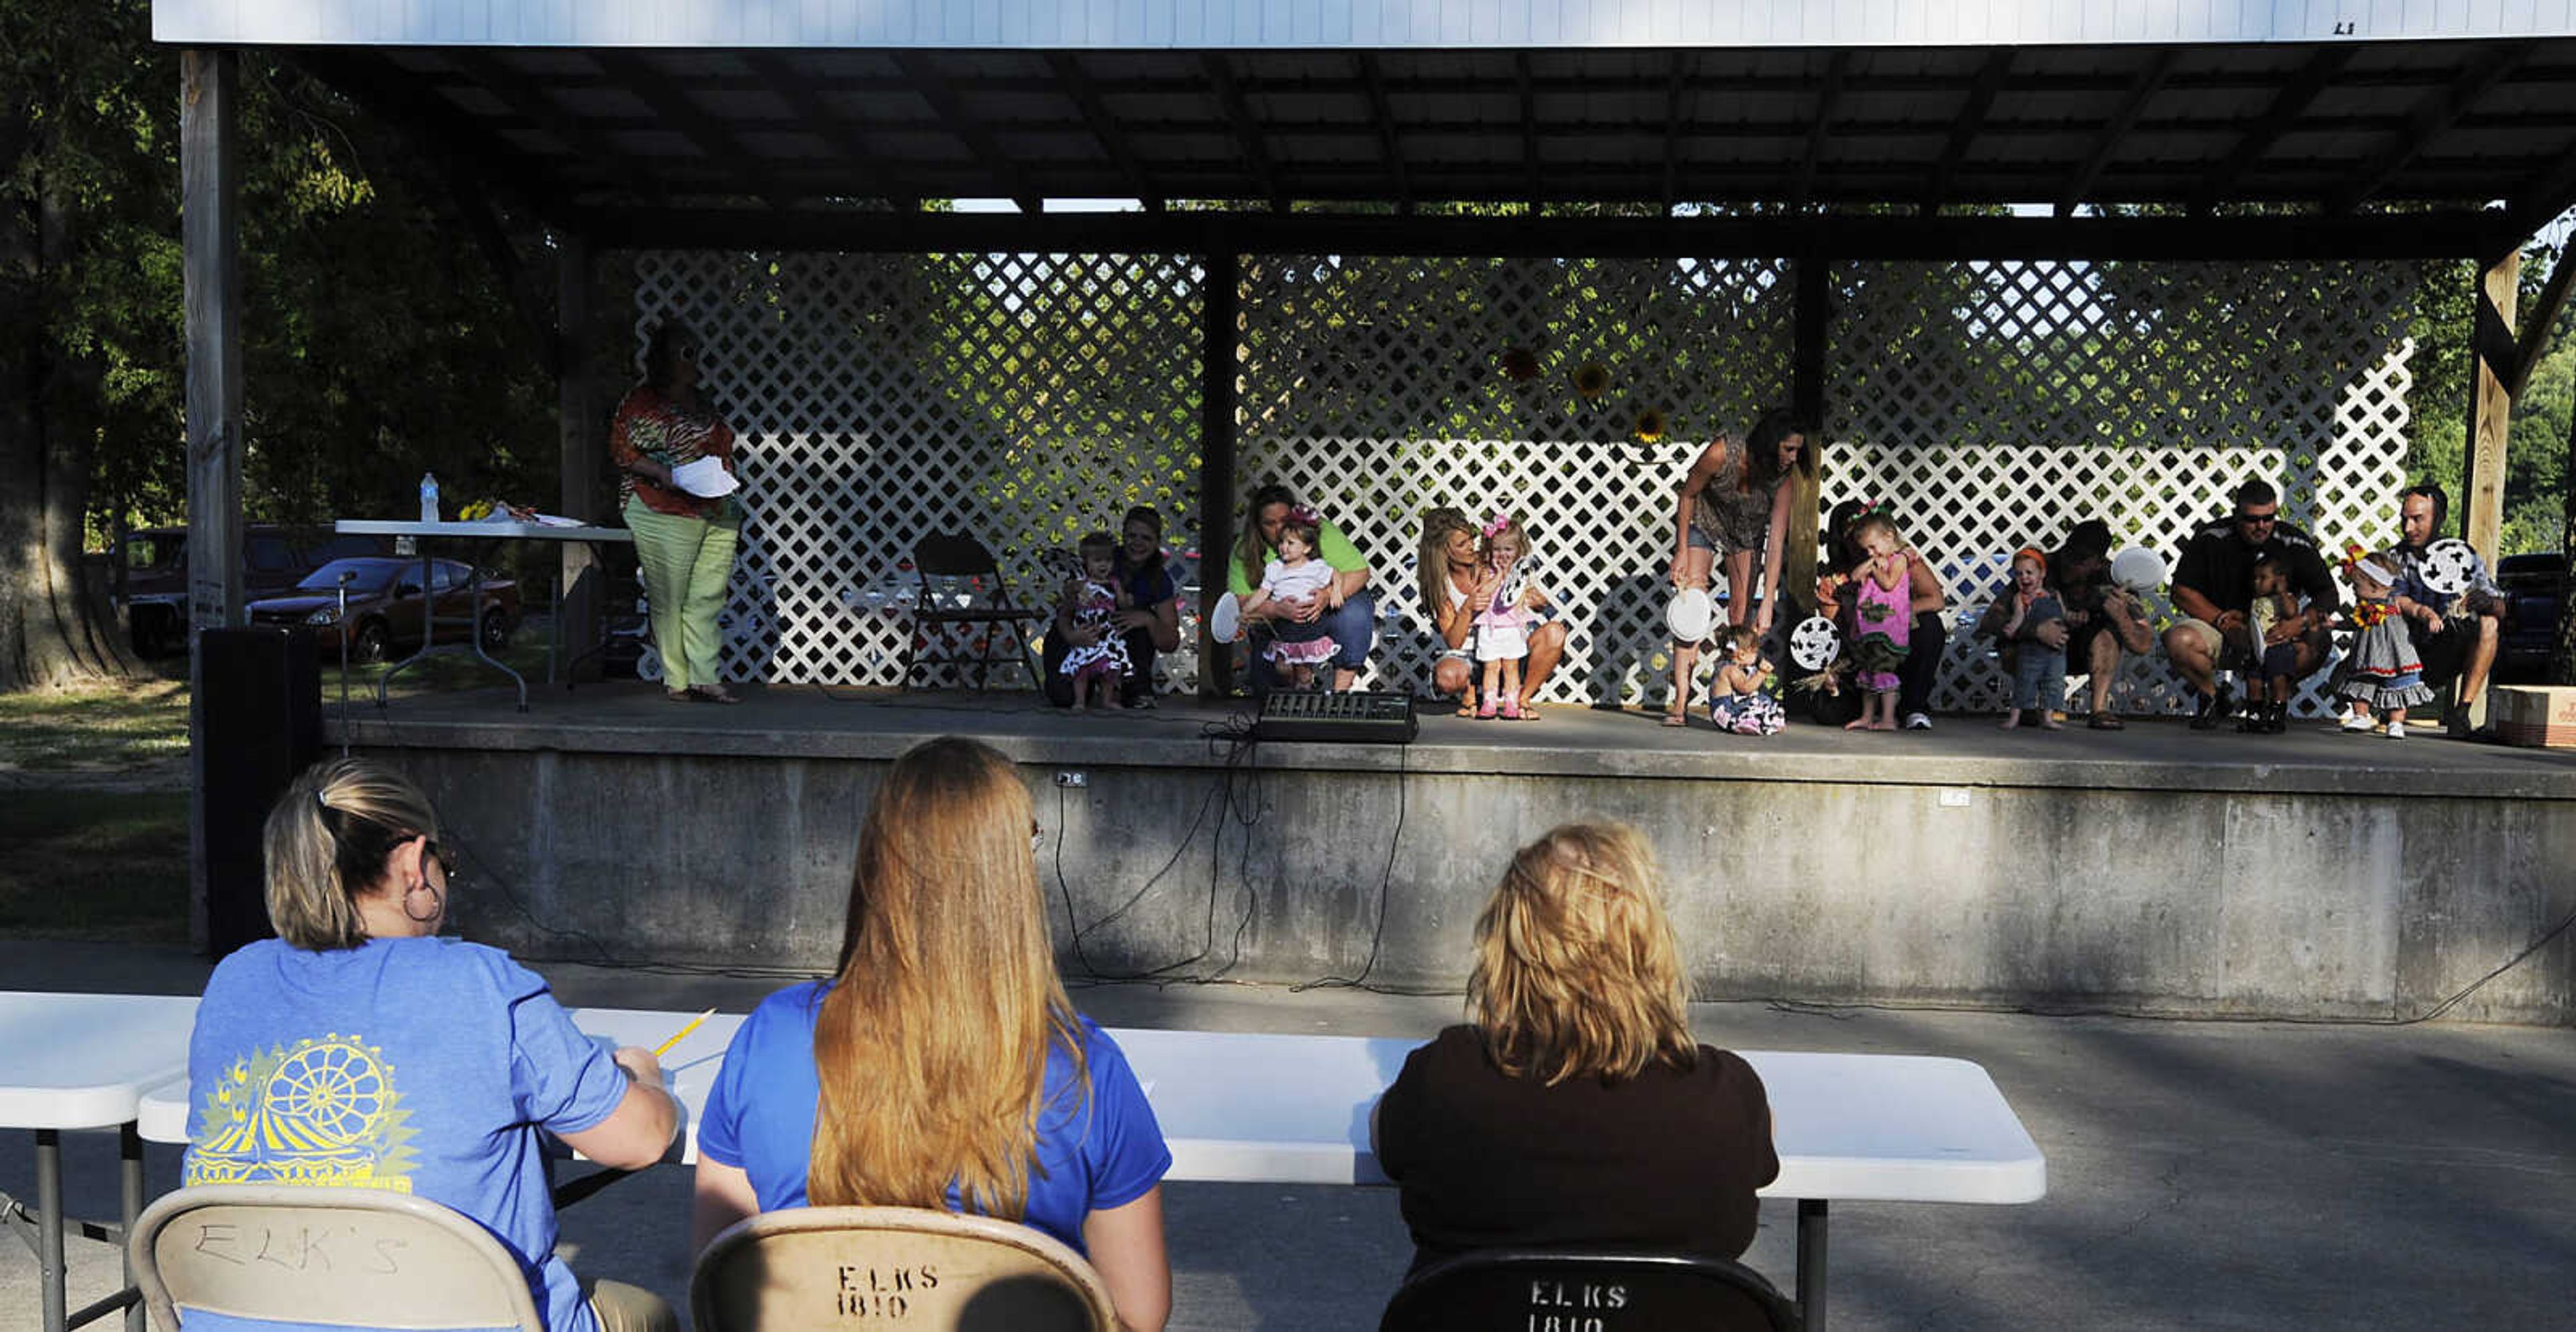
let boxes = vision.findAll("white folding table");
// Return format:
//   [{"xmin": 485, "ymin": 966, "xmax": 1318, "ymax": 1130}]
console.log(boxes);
[
  {"xmin": 139, "ymin": 1009, "xmax": 2046, "ymax": 1329},
  {"xmin": 332, "ymin": 519, "xmax": 635, "ymax": 712},
  {"xmin": 0, "ymin": 993, "xmax": 199, "ymax": 1332}
]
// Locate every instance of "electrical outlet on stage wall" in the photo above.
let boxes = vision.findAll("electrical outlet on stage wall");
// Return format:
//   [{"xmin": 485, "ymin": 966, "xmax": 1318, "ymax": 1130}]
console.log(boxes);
[{"xmin": 1055, "ymin": 770, "xmax": 1086, "ymax": 788}]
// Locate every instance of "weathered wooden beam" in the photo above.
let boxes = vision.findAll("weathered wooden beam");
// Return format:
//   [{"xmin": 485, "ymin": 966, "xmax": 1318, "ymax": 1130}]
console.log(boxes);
[
  {"xmin": 2464, "ymin": 251, "xmax": 2519, "ymax": 559},
  {"xmin": 1356, "ymin": 53, "xmax": 1412, "ymax": 214},
  {"xmin": 182, "ymin": 47, "xmax": 242, "ymax": 955},
  {"xmin": 2508, "ymin": 248, "xmax": 2576, "ymax": 399},
  {"xmin": 896, "ymin": 52, "xmax": 1041, "ymax": 214},
  {"xmin": 1786, "ymin": 255, "xmax": 1831, "ymax": 617},
  {"xmin": 2328, "ymin": 42, "xmax": 2532, "ymax": 214},
  {"xmin": 597, "ymin": 52, "xmax": 795, "ymax": 208},
  {"xmin": 1202, "ymin": 54, "xmax": 1286, "ymax": 213},
  {"xmin": 1049, "ymin": 52, "xmax": 1164, "ymax": 211},
  {"xmin": 2192, "ymin": 46, "xmax": 2354, "ymax": 213},
  {"xmin": 573, "ymin": 206, "xmax": 2506, "ymax": 262},
  {"xmin": 556, "ymin": 234, "xmax": 604, "ymax": 678},
  {"xmin": 745, "ymin": 54, "xmax": 924, "ymax": 210},
  {"xmin": 1793, "ymin": 52, "xmax": 1851, "ymax": 211},
  {"xmin": 2055, "ymin": 48, "xmax": 2176, "ymax": 216},
  {"xmin": 1199, "ymin": 248, "xmax": 1241, "ymax": 698},
  {"xmin": 1923, "ymin": 48, "xmax": 2017, "ymax": 216}
]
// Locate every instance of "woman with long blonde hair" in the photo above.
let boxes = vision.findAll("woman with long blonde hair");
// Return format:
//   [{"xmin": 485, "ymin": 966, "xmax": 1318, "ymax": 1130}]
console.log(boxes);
[
  {"xmin": 692, "ymin": 736, "xmax": 1172, "ymax": 1331},
  {"xmin": 1373, "ymin": 823, "xmax": 1776, "ymax": 1272}
]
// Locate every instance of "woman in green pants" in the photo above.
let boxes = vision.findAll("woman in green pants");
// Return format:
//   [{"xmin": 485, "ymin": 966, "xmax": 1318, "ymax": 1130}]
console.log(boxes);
[{"xmin": 610, "ymin": 321, "xmax": 744, "ymax": 703}]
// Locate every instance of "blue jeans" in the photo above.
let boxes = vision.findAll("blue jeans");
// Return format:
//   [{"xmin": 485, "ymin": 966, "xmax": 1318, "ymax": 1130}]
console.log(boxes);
[
  {"xmin": 2012, "ymin": 639, "xmax": 2067, "ymax": 711},
  {"xmin": 1249, "ymin": 590, "xmax": 1377, "ymax": 693}
]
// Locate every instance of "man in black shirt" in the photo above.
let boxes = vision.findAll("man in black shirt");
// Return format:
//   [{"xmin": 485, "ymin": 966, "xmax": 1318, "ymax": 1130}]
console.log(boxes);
[{"xmin": 2161, "ymin": 480, "xmax": 2341, "ymax": 729}]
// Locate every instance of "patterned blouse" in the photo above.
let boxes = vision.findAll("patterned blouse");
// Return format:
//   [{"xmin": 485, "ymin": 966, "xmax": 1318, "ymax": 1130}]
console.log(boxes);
[{"xmin": 608, "ymin": 385, "xmax": 736, "ymax": 519}]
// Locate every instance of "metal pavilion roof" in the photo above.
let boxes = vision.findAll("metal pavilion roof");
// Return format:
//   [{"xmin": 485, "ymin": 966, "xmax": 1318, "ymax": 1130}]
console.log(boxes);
[{"xmin": 151, "ymin": 3, "xmax": 2576, "ymax": 248}]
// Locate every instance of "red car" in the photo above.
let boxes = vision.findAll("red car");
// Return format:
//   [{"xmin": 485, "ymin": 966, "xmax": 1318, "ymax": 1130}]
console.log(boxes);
[{"xmin": 248, "ymin": 556, "xmax": 520, "ymax": 663}]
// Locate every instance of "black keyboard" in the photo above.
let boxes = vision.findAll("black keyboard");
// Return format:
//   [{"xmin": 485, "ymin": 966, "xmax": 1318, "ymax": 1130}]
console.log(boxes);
[{"xmin": 1252, "ymin": 690, "xmax": 1419, "ymax": 744}]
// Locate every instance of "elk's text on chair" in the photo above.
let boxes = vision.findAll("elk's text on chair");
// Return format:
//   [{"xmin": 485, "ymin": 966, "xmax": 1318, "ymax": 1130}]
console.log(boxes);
[
  {"xmin": 902, "ymin": 534, "xmax": 1045, "ymax": 690},
  {"xmin": 1379, "ymin": 1250, "xmax": 1801, "ymax": 1332},
  {"xmin": 692, "ymin": 1206, "xmax": 1117, "ymax": 1332},
  {"xmin": 129, "ymin": 1186, "xmax": 546, "ymax": 1332}
]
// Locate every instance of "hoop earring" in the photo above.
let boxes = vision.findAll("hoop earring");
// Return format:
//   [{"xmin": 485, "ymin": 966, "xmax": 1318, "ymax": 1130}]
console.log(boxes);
[{"xmin": 404, "ymin": 880, "xmax": 445, "ymax": 924}]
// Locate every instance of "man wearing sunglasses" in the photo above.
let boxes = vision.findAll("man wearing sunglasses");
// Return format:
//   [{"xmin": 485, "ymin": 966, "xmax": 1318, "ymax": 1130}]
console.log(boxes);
[{"xmin": 2162, "ymin": 479, "xmax": 2341, "ymax": 729}]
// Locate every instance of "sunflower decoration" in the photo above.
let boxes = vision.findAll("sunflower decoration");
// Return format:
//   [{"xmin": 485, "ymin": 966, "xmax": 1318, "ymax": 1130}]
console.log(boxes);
[
  {"xmin": 458, "ymin": 499, "xmax": 498, "ymax": 521},
  {"xmin": 1572, "ymin": 361, "xmax": 1611, "ymax": 400},
  {"xmin": 1634, "ymin": 408, "xmax": 1669, "ymax": 444},
  {"xmin": 1499, "ymin": 345, "xmax": 1542, "ymax": 382}
]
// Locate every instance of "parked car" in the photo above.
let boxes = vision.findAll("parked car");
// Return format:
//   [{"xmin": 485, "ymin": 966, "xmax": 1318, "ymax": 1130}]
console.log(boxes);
[
  {"xmin": 246, "ymin": 556, "xmax": 519, "ymax": 664},
  {"xmin": 2495, "ymin": 550, "xmax": 2566, "ymax": 683},
  {"xmin": 115, "ymin": 525, "xmax": 391, "ymax": 656}
]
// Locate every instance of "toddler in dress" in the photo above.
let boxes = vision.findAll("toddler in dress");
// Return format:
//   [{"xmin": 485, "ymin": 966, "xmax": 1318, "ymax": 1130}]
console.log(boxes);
[
  {"xmin": 1055, "ymin": 531, "xmax": 1132, "ymax": 713},
  {"xmin": 1843, "ymin": 513, "xmax": 1915, "ymax": 731},
  {"xmin": 1239, "ymin": 509, "xmax": 1340, "ymax": 690},
  {"xmin": 2336, "ymin": 544, "xmax": 2432, "ymax": 739},
  {"xmin": 1470, "ymin": 516, "xmax": 1552, "ymax": 719},
  {"xmin": 1707, "ymin": 624, "xmax": 1787, "ymax": 735}
]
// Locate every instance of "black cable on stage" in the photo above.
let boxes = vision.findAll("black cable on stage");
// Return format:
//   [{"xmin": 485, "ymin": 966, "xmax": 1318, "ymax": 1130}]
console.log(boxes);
[{"xmin": 1294, "ymin": 740, "xmax": 1408, "ymax": 992}]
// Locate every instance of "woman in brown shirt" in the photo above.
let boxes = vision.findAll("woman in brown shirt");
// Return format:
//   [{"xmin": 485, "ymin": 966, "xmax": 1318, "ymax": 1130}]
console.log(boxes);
[{"xmin": 1374, "ymin": 823, "xmax": 1778, "ymax": 1275}]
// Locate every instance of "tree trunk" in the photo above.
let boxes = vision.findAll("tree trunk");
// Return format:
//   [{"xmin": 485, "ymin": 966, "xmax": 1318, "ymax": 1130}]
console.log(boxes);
[
  {"xmin": 0, "ymin": 135, "xmax": 135, "ymax": 692},
  {"xmin": 2552, "ymin": 392, "xmax": 2576, "ymax": 685}
]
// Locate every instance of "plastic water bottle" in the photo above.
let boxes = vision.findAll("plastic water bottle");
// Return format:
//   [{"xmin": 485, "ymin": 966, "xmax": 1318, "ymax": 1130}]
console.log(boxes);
[{"xmin": 419, "ymin": 473, "xmax": 439, "ymax": 523}]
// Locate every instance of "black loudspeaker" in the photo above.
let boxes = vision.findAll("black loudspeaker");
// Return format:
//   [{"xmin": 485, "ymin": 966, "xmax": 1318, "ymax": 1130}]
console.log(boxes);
[{"xmin": 199, "ymin": 626, "xmax": 321, "ymax": 958}]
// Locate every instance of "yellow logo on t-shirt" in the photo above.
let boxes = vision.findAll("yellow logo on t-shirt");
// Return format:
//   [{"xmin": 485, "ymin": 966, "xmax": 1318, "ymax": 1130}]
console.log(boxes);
[{"xmin": 185, "ymin": 1035, "xmax": 417, "ymax": 1192}]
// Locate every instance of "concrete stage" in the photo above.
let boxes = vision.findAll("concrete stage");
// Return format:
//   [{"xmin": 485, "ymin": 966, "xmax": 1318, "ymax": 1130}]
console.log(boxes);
[{"xmin": 333, "ymin": 684, "xmax": 2576, "ymax": 1025}]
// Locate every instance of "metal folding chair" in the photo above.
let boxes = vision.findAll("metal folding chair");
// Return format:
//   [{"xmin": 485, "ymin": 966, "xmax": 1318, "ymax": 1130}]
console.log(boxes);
[
  {"xmin": 902, "ymin": 533, "xmax": 1046, "ymax": 690},
  {"xmin": 129, "ymin": 1185, "xmax": 545, "ymax": 1332},
  {"xmin": 691, "ymin": 1205, "xmax": 1116, "ymax": 1332}
]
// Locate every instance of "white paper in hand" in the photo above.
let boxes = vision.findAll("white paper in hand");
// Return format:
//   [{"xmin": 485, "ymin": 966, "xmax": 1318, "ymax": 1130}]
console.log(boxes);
[{"xmin": 670, "ymin": 457, "xmax": 739, "ymax": 499}]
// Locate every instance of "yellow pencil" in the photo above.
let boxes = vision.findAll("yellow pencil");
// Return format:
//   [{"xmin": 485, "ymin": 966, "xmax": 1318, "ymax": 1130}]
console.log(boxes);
[{"xmin": 651, "ymin": 1008, "xmax": 717, "ymax": 1058}]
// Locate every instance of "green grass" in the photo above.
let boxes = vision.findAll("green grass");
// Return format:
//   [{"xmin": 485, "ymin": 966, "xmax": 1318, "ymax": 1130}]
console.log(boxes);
[
  {"xmin": 0, "ymin": 678, "xmax": 192, "ymax": 772},
  {"xmin": 0, "ymin": 789, "xmax": 191, "ymax": 943}
]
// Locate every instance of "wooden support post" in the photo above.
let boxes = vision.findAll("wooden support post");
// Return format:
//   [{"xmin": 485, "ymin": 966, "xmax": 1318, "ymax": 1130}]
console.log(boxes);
[
  {"xmin": 183, "ymin": 48, "xmax": 242, "ymax": 953},
  {"xmin": 2463, "ymin": 250, "xmax": 2518, "ymax": 558},
  {"xmin": 1785, "ymin": 254, "xmax": 1831, "ymax": 618},
  {"xmin": 1199, "ymin": 249, "xmax": 1240, "ymax": 699},
  {"xmin": 555, "ymin": 235, "xmax": 603, "ymax": 678}
]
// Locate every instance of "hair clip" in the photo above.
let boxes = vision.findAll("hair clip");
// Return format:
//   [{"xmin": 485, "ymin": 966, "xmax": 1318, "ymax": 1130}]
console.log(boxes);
[
  {"xmin": 1286, "ymin": 505, "xmax": 1321, "ymax": 527},
  {"xmin": 1483, "ymin": 513, "xmax": 1512, "ymax": 538}
]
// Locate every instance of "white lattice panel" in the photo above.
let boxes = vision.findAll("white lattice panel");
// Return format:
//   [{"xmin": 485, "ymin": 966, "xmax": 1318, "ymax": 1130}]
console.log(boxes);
[
  {"xmin": 1826, "ymin": 259, "xmax": 2417, "ymax": 718},
  {"xmin": 631, "ymin": 250, "xmax": 1203, "ymax": 688},
  {"xmin": 632, "ymin": 249, "xmax": 2417, "ymax": 715},
  {"xmin": 1236, "ymin": 254, "xmax": 1798, "ymax": 705}
]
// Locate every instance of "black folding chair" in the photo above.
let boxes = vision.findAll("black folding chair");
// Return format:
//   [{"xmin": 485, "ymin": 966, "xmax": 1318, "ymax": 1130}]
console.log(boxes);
[
  {"xmin": 902, "ymin": 533, "xmax": 1046, "ymax": 690},
  {"xmin": 1379, "ymin": 1249, "xmax": 1801, "ymax": 1332}
]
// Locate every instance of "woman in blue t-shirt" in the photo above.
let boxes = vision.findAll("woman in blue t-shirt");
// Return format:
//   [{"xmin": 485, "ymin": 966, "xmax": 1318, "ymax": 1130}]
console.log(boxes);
[
  {"xmin": 184, "ymin": 758, "xmax": 680, "ymax": 1332},
  {"xmin": 693, "ymin": 736, "xmax": 1173, "ymax": 1331}
]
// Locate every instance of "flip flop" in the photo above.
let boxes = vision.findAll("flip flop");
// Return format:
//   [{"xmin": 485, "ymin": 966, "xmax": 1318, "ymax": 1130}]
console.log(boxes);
[
  {"xmin": 1515, "ymin": 702, "xmax": 1543, "ymax": 721},
  {"xmin": 1661, "ymin": 710, "xmax": 1688, "ymax": 727},
  {"xmin": 1454, "ymin": 701, "xmax": 1480, "ymax": 718},
  {"xmin": 2087, "ymin": 714, "xmax": 2125, "ymax": 731}
]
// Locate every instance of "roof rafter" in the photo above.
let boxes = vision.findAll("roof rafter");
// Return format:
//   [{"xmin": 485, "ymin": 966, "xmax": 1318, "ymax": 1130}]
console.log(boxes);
[
  {"xmin": 1516, "ymin": 52, "xmax": 1542, "ymax": 209},
  {"xmin": 1922, "ymin": 47, "xmax": 2017, "ymax": 215},
  {"xmin": 1047, "ymin": 52, "xmax": 1164, "ymax": 211},
  {"xmin": 2055, "ymin": 48, "xmax": 2178, "ymax": 216},
  {"xmin": 894, "ymin": 51, "xmax": 1042, "ymax": 215},
  {"xmin": 1356, "ymin": 53, "xmax": 1413, "ymax": 214},
  {"xmin": 445, "ymin": 50, "xmax": 667, "ymax": 207},
  {"xmin": 594, "ymin": 52, "xmax": 794, "ymax": 209},
  {"xmin": 1202, "ymin": 54, "xmax": 1287, "ymax": 213},
  {"xmin": 742, "ymin": 54, "xmax": 924, "ymax": 210},
  {"xmin": 2192, "ymin": 45, "xmax": 2355, "ymax": 213},
  {"xmin": 1661, "ymin": 52, "xmax": 1692, "ymax": 213},
  {"xmin": 2331, "ymin": 41, "xmax": 2534, "ymax": 213},
  {"xmin": 2501, "ymin": 131, "xmax": 2576, "ymax": 242},
  {"xmin": 1794, "ymin": 51, "xmax": 1851, "ymax": 211}
]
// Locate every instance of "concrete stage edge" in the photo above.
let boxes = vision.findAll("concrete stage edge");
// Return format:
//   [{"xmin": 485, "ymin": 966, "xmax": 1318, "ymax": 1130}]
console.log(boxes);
[{"xmin": 335, "ymin": 685, "xmax": 2576, "ymax": 1025}]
